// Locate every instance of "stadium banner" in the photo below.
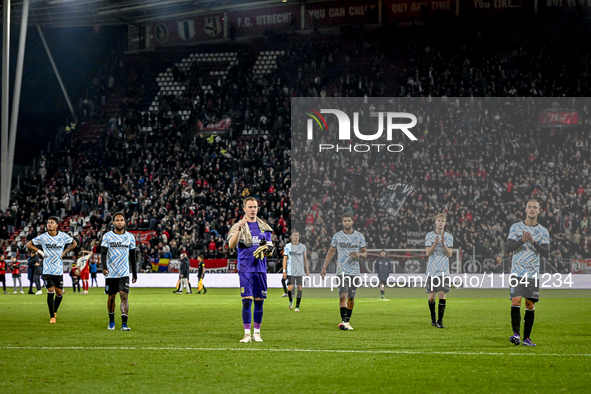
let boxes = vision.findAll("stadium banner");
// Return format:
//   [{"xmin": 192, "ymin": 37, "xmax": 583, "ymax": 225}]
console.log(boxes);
[
  {"xmin": 305, "ymin": 1, "xmax": 379, "ymax": 28},
  {"xmin": 168, "ymin": 259, "xmax": 180, "ymax": 273},
  {"xmin": 227, "ymin": 259, "xmax": 238, "ymax": 273},
  {"xmin": 151, "ymin": 258, "xmax": 230, "ymax": 273},
  {"xmin": 4, "ymin": 272, "xmax": 591, "ymax": 290},
  {"xmin": 384, "ymin": 0, "xmax": 455, "ymax": 21},
  {"xmin": 406, "ymin": 231, "xmax": 427, "ymax": 246},
  {"xmin": 538, "ymin": 108, "xmax": 579, "ymax": 128},
  {"xmin": 195, "ymin": 112, "xmax": 232, "ymax": 132},
  {"xmin": 191, "ymin": 258, "xmax": 229, "ymax": 273},
  {"xmin": 539, "ymin": 0, "xmax": 591, "ymax": 13},
  {"xmin": 459, "ymin": 0, "xmax": 534, "ymax": 15},
  {"xmin": 227, "ymin": 5, "xmax": 300, "ymax": 37},
  {"xmin": 571, "ymin": 259, "xmax": 591, "ymax": 274},
  {"xmin": 128, "ymin": 230, "xmax": 158, "ymax": 246},
  {"xmin": 150, "ymin": 14, "xmax": 224, "ymax": 47},
  {"xmin": 378, "ymin": 182, "xmax": 416, "ymax": 218}
]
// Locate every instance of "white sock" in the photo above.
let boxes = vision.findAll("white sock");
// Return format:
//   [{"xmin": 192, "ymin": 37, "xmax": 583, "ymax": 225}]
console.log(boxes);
[
  {"xmin": 254, "ymin": 328, "xmax": 260, "ymax": 334},
  {"xmin": 244, "ymin": 329, "xmax": 251, "ymax": 335}
]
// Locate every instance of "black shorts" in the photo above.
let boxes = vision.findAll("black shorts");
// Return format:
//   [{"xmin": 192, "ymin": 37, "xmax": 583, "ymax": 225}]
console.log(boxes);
[
  {"xmin": 91, "ymin": 272, "xmax": 97, "ymax": 279},
  {"xmin": 425, "ymin": 276, "xmax": 451, "ymax": 294},
  {"xmin": 510, "ymin": 277, "xmax": 539, "ymax": 302},
  {"xmin": 43, "ymin": 274, "xmax": 64, "ymax": 290},
  {"xmin": 288, "ymin": 275, "xmax": 303, "ymax": 286},
  {"xmin": 378, "ymin": 278, "xmax": 388, "ymax": 286},
  {"xmin": 105, "ymin": 277, "xmax": 130, "ymax": 295},
  {"xmin": 0, "ymin": 274, "xmax": 4, "ymax": 282},
  {"xmin": 338, "ymin": 275, "xmax": 359, "ymax": 298}
]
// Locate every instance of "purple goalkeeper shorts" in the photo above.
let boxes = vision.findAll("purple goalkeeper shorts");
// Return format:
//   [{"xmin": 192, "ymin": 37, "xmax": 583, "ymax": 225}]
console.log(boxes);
[{"xmin": 240, "ymin": 272, "xmax": 267, "ymax": 299}]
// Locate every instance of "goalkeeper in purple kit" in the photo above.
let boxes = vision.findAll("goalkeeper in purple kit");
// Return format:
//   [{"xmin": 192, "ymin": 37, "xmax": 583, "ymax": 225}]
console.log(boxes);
[{"xmin": 228, "ymin": 197, "xmax": 274, "ymax": 343}]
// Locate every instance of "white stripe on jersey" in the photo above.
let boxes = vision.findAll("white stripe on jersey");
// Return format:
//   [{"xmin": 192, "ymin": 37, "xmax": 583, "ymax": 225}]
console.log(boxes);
[
  {"xmin": 32, "ymin": 231, "xmax": 73, "ymax": 275},
  {"xmin": 330, "ymin": 230, "xmax": 366, "ymax": 276},
  {"xmin": 508, "ymin": 222, "xmax": 550, "ymax": 277},
  {"xmin": 285, "ymin": 243, "xmax": 307, "ymax": 276},
  {"xmin": 101, "ymin": 231, "xmax": 136, "ymax": 278},
  {"xmin": 425, "ymin": 231, "xmax": 453, "ymax": 276}
]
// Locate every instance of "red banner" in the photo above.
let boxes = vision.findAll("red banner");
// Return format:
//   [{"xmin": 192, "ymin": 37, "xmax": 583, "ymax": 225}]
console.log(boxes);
[
  {"xmin": 228, "ymin": 259, "xmax": 238, "ymax": 273},
  {"xmin": 190, "ymin": 258, "xmax": 228, "ymax": 271},
  {"xmin": 571, "ymin": 259, "xmax": 591, "ymax": 274},
  {"xmin": 460, "ymin": 0, "xmax": 534, "ymax": 14},
  {"xmin": 538, "ymin": 110, "xmax": 579, "ymax": 127},
  {"xmin": 305, "ymin": 1, "xmax": 379, "ymax": 28},
  {"xmin": 228, "ymin": 5, "xmax": 300, "ymax": 37},
  {"xmin": 129, "ymin": 231, "xmax": 158, "ymax": 246},
  {"xmin": 151, "ymin": 14, "xmax": 224, "ymax": 47},
  {"xmin": 196, "ymin": 116, "xmax": 232, "ymax": 132},
  {"xmin": 384, "ymin": 0, "xmax": 454, "ymax": 21}
]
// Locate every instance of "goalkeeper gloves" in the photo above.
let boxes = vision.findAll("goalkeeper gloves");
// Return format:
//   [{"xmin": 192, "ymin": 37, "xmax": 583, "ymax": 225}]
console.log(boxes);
[
  {"xmin": 253, "ymin": 240, "xmax": 274, "ymax": 260},
  {"xmin": 37, "ymin": 250, "xmax": 45, "ymax": 258},
  {"xmin": 253, "ymin": 244, "xmax": 268, "ymax": 260}
]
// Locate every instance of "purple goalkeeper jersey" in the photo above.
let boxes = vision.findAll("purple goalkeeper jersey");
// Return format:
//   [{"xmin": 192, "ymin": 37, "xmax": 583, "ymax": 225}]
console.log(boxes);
[{"xmin": 237, "ymin": 222, "xmax": 272, "ymax": 273}]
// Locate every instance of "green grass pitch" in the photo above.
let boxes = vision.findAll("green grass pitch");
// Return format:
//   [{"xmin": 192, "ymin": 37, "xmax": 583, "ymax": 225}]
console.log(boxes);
[{"xmin": 1, "ymin": 287, "xmax": 590, "ymax": 393}]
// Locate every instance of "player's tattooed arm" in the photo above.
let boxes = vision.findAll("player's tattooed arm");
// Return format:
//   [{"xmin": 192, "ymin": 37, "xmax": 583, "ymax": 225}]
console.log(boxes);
[{"xmin": 350, "ymin": 247, "xmax": 367, "ymax": 259}]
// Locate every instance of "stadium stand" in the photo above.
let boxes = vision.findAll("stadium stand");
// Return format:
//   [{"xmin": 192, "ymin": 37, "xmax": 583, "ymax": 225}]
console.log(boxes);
[{"xmin": 2, "ymin": 20, "xmax": 590, "ymax": 274}]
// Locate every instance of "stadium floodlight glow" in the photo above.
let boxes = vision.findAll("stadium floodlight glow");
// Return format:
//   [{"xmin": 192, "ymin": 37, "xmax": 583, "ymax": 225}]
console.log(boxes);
[{"xmin": 96, "ymin": 0, "xmax": 192, "ymax": 15}]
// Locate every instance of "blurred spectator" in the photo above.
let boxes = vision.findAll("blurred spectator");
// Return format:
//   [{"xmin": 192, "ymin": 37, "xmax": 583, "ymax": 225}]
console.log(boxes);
[
  {"xmin": 70, "ymin": 263, "xmax": 81, "ymax": 294},
  {"xmin": 0, "ymin": 255, "xmax": 7, "ymax": 294},
  {"xmin": 10, "ymin": 257, "xmax": 23, "ymax": 294},
  {"xmin": 27, "ymin": 251, "xmax": 43, "ymax": 295}
]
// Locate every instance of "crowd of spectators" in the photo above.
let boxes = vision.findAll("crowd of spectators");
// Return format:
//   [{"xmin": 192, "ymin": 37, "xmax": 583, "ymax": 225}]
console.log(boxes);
[
  {"xmin": 292, "ymin": 97, "xmax": 591, "ymax": 273},
  {"xmin": 2, "ymin": 17, "xmax": 591, "ymax": 274}
]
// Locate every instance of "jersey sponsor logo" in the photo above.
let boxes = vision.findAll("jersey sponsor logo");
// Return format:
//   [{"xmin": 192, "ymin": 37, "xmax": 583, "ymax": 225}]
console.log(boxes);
[
  {"xmin": 109, "ymin": 242, "xmax": 130, "ymax": 248},
  {"xmin": 44, "ymin": 243, "xmax": 63, "ymax": 249},
  {"xmin": 338, "ymin": 242, "xmax": 356, "ymax": 249}
]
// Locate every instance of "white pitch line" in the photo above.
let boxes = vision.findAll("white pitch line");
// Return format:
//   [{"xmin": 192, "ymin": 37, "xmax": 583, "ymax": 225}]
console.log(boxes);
[{"xmin": 1, "ymin": 346, "xmax": 590, "ymax": 357}]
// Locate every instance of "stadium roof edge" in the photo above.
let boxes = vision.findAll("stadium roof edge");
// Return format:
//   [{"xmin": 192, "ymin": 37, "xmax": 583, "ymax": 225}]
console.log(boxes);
[{"xmin": 0, "ymin": 0, "xmax": 300, "ymax": 28}]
